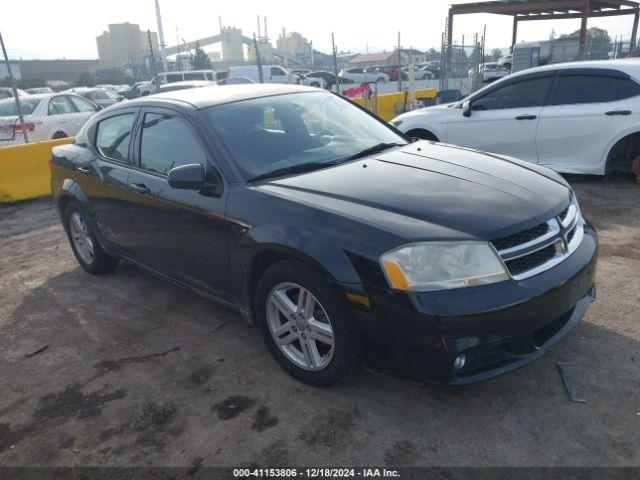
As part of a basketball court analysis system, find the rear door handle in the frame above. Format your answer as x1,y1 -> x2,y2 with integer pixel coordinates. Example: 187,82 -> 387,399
77,166 -> 91,175
130,183 -> 150,195
515,114 -> 537,120
605,110 -> 631,116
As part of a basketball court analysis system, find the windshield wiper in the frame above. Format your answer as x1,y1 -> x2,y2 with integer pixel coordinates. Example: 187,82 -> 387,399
250,162 -> 338,182
343,142 -> 403,162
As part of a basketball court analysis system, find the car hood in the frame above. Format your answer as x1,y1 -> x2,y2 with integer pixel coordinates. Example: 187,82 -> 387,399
256,142 -> 572,241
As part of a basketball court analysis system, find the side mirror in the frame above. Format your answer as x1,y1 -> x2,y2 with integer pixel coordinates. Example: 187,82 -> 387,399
167,163 -> 205,189
462,100 -> 472,117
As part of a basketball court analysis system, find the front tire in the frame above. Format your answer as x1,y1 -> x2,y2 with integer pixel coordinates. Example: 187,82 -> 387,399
64,202 -> 119,274
255,260 -> 356,386
377,77 -> 386,83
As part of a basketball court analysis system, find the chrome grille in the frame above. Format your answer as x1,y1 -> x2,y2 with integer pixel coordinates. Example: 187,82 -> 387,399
491,199 -> 584,280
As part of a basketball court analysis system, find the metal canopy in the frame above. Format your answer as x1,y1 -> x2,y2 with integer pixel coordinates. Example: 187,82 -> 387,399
446,0 -> 640,62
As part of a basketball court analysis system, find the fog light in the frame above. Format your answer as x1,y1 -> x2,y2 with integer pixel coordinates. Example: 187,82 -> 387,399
453,354 -> 466,370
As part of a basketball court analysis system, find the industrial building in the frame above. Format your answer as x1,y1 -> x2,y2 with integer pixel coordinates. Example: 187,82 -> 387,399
96,23 -> 160,68
348,49 -> 426,67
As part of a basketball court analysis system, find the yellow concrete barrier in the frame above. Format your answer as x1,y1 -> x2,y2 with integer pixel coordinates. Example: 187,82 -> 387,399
0,138 -> 73,204
353,88 -> 437,121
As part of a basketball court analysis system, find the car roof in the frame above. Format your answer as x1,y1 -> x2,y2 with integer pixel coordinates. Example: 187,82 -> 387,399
510,59 -> 640,79
127,84 -> 319,109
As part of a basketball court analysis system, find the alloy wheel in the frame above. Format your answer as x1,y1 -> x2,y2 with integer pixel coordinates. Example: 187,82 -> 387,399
266,282 -> 335,371
69,211 -> 94,264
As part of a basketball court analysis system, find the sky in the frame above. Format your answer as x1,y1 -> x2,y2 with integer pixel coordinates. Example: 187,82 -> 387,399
1,0 -> 638,60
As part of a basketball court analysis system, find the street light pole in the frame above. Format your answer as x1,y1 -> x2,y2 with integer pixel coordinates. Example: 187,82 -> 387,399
155,0 -> 168,72
0,31 -> 28,143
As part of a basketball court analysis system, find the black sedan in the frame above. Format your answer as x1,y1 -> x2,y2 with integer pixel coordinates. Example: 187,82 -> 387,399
50,84 -> 597,386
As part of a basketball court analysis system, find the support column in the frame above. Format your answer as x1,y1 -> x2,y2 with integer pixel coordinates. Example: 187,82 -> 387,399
511,15 -> 518,53
447,8 -> 453,83
578,1 -> 590,60
631,8 -> 639,52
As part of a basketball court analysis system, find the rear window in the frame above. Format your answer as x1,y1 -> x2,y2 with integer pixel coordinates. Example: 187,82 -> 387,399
0,98 -> 41,116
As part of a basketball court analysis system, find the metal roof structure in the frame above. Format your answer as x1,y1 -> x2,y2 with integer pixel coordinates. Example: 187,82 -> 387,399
447,0 -> 640,60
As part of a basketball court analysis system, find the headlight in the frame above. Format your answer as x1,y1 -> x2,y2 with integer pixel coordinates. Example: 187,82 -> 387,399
380,242 -> 509,292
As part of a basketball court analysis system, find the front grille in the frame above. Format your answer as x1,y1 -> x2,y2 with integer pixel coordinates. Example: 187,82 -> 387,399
491,201 -> 584,280
504,243 -> 557,276
558,206 -> 570,223
492,222 -> 550,251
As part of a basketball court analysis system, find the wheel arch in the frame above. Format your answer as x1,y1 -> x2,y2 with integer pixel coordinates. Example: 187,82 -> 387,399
405,127 -> 439,142
604,129 -> 640,174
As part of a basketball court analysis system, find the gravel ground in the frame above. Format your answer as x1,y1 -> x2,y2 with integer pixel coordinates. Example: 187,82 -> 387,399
0,174 -> 638,468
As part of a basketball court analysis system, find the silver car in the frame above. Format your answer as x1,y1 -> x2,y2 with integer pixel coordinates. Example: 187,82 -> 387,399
0,93 -> 99,144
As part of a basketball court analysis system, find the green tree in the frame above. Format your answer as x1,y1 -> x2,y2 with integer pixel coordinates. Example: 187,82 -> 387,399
559,26 -> 611,44
190,42 -> 212,70
425,48 -> 440,61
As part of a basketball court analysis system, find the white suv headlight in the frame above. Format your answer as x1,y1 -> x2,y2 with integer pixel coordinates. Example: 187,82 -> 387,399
380,242 -> 509,292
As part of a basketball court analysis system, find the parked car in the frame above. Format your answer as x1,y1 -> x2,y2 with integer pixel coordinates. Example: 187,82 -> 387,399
372,65 -> 407,81
119,81 -> 151,99
151,80 -> 216,94
26,87 -> 54,94
66,88 -> 124,108
293,73 -> 326,89
0,87 -> 28,99
422,63 -> 442,79
339,68 -> 389,83
291,69 -> 313,76
402,65 -> 435,80
307,71 -> 338,89
392,60 -> 640,176
50,84 -> 596,386
498,54 -> 513,70
228,65 -> 296,85
469,63 -> 510,83
0,93 -> 99,143
217,76 -> 254,85
139,70 -> 218,95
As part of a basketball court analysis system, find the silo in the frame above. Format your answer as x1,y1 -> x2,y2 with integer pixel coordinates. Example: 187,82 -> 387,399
221,27 -> 244,62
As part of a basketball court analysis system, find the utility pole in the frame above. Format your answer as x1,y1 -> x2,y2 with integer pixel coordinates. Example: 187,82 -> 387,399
148,30 -> 160,91
332,33 -> 340,94
155,0 -> 168,72
253,34 -> 264,83
0,31 -> 28,143
397,31 -> 403,92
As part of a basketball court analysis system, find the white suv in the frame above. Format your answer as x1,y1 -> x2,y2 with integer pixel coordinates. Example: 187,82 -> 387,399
392,60 -> 640,176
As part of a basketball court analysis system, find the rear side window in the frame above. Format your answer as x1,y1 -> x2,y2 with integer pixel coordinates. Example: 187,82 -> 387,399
95,113 -> 135,163
48,96 -> 76,115
70,96 -> 97,113
271,67 -> 286,76
139,113 -> 208,176
549,74 -> 640,105
166,73 -> 183,83
472,76 -> 553,110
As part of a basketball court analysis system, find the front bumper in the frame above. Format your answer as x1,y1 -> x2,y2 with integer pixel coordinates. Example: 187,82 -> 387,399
351,222 -> 598,384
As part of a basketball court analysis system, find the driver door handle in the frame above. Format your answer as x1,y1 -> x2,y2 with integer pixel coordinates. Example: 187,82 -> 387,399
130,183 -> 150,195
515,114 -> 537,120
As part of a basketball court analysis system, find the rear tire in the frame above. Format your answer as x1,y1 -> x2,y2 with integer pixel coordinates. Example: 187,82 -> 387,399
52,131 -> 68,139
255,260 -> 356,386
64,202 -> 118,274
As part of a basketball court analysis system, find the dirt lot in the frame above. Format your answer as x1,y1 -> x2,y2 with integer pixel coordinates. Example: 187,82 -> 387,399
0,175 -> 638,469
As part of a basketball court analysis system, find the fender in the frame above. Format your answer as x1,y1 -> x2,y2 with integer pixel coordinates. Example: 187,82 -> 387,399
230,222 -> 368,316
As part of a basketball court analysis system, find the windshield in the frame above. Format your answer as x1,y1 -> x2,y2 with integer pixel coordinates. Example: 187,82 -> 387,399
203,91 -> 406,180
0,98 -> 41,116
